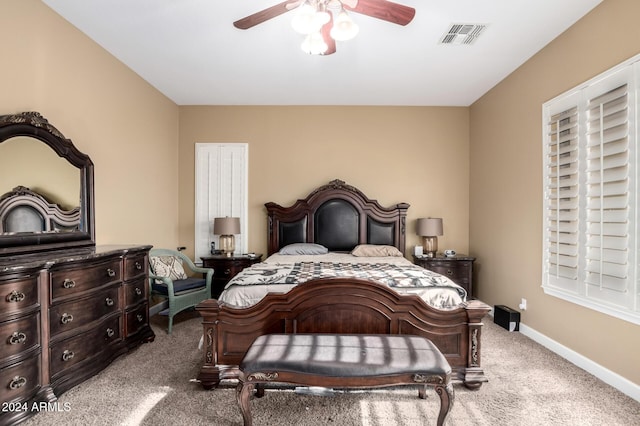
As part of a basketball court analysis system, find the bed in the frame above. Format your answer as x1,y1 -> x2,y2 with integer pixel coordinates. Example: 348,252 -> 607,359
196,179 -> 491,390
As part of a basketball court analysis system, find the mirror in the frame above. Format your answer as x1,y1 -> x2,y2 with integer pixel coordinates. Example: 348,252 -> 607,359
0,112 -> 95,255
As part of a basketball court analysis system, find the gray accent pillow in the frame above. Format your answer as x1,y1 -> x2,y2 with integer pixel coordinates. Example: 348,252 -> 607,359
279,243 -> 329,255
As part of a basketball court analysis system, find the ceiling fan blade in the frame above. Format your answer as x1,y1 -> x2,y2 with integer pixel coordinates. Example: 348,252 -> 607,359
233,0 -> 303,30
321,16 -> 337,55
344,0 -> 415,26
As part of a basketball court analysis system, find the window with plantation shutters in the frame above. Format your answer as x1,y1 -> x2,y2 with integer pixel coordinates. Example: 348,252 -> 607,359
542,54 -> 640,325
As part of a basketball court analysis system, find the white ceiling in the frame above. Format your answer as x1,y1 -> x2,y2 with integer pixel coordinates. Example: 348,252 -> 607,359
42,0 -> 602,106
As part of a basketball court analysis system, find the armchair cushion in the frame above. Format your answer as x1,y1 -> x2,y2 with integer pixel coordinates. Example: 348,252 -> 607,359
150,255 -> 188,284
152,277 -> 207,296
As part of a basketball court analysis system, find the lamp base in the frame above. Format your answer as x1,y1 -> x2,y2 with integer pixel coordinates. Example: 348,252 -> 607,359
422,236 -> 438,258
219,234 -> 235,257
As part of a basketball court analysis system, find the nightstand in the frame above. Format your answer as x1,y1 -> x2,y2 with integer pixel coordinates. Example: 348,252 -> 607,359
200,254 -> 263,298
413,254 -> 475,298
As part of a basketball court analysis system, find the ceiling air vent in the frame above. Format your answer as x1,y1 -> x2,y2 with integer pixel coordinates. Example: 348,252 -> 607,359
440,23 -> 487,45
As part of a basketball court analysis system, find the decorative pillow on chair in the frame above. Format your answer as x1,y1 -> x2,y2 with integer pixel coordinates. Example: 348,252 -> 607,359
150,256 -> 188,284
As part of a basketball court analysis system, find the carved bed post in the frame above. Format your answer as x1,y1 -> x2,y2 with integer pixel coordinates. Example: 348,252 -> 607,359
196,299 -> 221,389
462,299 -> 490,389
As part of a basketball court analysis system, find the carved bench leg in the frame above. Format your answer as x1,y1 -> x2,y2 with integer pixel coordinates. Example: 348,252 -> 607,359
435,383 -> 454,426
236,381 -> 255,426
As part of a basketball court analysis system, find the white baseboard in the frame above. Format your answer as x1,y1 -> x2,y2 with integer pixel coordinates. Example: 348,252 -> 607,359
518,322 -> 640,402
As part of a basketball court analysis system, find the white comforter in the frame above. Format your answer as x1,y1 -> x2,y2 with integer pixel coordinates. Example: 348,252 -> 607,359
218,253 -> 466,310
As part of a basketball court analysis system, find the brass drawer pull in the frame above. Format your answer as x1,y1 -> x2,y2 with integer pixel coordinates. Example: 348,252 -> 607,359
107,268 -> 116,277
446,269 -> 454,276
105,297 -> 115,307
60,313 -> 74,324
62,350 -> 75,361
224,269 -> 231,276
7,290 -> 26,303
62,279 -> 76,289
106,328 -> 115,338
9,376 -> 27,390
135,287 -> 142,296
8,332 -> 27,345
136,313 -> 144,323
135,261 -> 142,270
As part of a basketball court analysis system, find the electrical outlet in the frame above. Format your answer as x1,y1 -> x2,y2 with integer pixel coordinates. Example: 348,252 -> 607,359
518,298 -> 527,310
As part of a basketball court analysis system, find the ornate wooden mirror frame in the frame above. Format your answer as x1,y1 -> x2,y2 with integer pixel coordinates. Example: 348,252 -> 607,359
0,112 -> 95,255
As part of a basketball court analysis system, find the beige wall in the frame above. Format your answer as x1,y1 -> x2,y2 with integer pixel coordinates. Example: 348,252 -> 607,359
470,0 -> 640,384
178,106 -> 470,259
0,0 -> 180,248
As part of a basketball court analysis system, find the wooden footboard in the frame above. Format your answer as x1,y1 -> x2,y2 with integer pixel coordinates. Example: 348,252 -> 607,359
196,277 -> 491,390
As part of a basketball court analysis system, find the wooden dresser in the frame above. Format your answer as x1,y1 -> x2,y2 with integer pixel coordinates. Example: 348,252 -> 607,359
0,245 -> 154,425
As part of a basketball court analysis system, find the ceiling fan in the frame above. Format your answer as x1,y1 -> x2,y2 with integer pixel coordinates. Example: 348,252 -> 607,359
233,0 -> 416,55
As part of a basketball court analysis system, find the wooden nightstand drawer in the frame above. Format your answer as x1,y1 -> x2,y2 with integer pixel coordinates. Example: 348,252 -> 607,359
201,254 -> 263,297
413,255 -> 475,297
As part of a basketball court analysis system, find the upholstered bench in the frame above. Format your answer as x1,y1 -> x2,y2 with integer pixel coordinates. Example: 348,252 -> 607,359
237,334 -> 454,426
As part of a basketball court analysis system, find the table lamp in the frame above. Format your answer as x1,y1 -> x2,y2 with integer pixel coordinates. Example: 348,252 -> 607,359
213,217 -> 240,257
416,218 -> 443,258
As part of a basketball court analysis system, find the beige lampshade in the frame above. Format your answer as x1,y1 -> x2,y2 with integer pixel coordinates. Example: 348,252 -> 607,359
416,218 -> 443,236
213,217 -> 240,235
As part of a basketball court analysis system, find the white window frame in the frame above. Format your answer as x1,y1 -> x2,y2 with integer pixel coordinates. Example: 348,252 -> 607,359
542,53 -> 640,325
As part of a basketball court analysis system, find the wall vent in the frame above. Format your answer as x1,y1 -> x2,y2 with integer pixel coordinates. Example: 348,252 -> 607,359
440,23 -> 488,45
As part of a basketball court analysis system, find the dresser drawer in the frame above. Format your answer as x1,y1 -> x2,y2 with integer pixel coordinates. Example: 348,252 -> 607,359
50,257 -> 122,302
124,254 -> 147,280
0,276 -> 39,317
125,303 -> 149,337
0,314 -> 40,362
49,315 -> 121,378
0,353 -> 40,404
124,277 -> 147,308
49,286 -> 120,337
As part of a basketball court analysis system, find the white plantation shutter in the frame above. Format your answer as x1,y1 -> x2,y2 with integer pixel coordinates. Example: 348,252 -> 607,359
195,143 -> 248,261
585,84 -> 630,303
546,106 -> 580,288
542,54 -> 640,325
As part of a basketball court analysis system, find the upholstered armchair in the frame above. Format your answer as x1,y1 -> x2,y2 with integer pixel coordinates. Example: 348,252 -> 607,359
148,248 -> 213,334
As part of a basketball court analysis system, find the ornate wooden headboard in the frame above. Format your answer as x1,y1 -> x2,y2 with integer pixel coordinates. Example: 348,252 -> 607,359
265,179 -> 409,256
0,186 -> 80,234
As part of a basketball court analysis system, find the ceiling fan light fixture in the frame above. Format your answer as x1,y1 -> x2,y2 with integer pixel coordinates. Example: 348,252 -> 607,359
301,32 -> 328,55
330,9 -> 359,41
292,1 -> 331,35
291,1 -> 320,34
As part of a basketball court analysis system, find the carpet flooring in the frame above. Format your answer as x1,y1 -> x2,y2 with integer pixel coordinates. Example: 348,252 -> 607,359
22,310 -> 640,425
